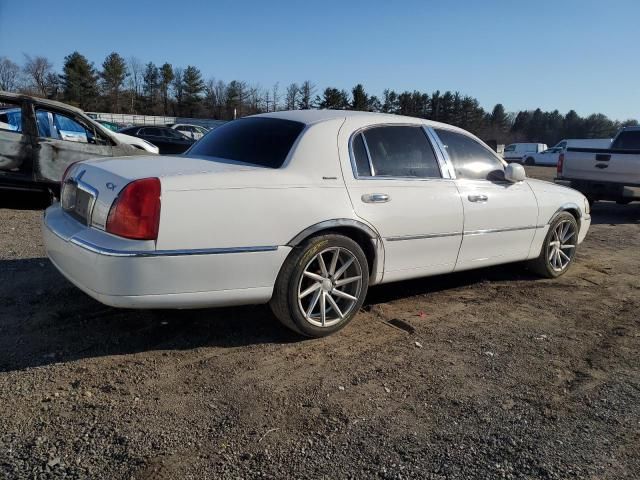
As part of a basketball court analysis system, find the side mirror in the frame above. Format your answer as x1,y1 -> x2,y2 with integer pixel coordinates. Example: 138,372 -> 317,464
505,163 -> 526,183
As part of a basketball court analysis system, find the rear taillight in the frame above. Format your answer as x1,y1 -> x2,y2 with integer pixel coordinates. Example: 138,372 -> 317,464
106,178 -> 161,240
61,162 -> 79,186
557,153 -> 564,175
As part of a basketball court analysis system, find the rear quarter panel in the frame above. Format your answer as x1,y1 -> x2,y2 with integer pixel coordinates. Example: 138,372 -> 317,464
155,119 -> 361,250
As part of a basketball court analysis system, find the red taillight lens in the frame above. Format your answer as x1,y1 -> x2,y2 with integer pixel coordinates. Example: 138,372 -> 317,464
106,178 -> 161,240
557,153 -> 564,174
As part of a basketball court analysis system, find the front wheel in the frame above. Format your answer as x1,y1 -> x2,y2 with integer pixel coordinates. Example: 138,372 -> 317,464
528,212 -> 579,278
524,157 -> 535,166
270,234 -> 369,337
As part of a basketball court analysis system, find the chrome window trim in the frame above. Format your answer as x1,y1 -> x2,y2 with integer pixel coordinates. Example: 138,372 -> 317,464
347,123 -> 451,181
424,126 -> 456,179
360,132 -> 376,176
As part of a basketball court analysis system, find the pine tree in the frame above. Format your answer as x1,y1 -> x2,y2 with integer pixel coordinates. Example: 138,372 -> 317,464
143,62 -> 159,113
101,52 -> 127,112
159,63 -> 174,115
351,84 -> 369,111
61,52 -> 98,110
318,87 -> 349,109
182,65 -> 204,116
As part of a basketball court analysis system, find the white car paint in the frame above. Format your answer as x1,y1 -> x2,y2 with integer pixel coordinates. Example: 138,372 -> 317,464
111,131 -> 160,154
43,110 -> 591,311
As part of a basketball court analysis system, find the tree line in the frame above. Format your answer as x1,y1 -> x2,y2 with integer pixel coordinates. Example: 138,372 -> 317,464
0,52 -> 636,146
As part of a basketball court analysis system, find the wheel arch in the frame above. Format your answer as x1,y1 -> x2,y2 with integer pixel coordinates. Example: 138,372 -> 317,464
547,202 -> 582,229
287,219 -> 384,284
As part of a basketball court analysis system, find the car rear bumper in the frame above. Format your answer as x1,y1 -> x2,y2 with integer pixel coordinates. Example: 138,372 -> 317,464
43,204 -> 290,309
555,178 -> 640,201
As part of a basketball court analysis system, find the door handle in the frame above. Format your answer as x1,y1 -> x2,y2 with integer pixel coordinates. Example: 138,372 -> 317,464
361,193 -> 390,203
468,194 -> 488,202
595,163 -> 608,169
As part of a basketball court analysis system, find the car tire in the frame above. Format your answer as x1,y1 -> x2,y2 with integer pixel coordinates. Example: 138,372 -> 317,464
528,212 -> 579,278
525,157 -> 535,166
270,234 -> 369,337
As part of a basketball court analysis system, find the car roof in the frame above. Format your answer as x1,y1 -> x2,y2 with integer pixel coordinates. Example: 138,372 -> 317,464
0,90 -> 86,115
253,109 -> 466,131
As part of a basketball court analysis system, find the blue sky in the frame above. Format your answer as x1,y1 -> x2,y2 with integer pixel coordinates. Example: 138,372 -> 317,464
1,0 -> 638,120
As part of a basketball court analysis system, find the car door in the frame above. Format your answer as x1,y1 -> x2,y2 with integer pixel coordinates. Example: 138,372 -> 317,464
432,128 -> 539,271
34,107 -> 113,183
340,122 -> 464,283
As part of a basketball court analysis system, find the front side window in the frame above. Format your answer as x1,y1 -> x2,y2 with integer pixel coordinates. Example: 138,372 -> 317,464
141,127 -> 162,137
435,128 -> 504,180
504,144 -> 516,152
188,117 -> 305,168
354,126 -> 441,178
36,109 -> 108,145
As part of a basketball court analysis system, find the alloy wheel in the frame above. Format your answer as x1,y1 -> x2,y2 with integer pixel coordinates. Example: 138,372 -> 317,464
297,247 -> 363,328
547,219 -> 577,272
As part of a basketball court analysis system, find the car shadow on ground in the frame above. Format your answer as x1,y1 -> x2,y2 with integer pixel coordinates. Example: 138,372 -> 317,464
589,201 -> 640,225
0,256 -> 539,373
0,190 -> 51,210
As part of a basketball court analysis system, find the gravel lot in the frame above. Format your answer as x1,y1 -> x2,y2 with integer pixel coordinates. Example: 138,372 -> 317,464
1,166 -> 638,479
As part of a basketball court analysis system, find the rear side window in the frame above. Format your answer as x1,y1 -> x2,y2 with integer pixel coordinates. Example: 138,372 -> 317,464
435,128 -> 504,180
357,126 -> 441,178
612,131 -> 640,150
142,127 -> 162,136
188,117 -> 305,168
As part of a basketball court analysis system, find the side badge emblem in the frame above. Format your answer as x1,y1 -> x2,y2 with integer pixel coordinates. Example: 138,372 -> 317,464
106,182 -> 116,191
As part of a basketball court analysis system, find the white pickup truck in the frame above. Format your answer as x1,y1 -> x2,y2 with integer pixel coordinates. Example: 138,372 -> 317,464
555,126 -> 640,205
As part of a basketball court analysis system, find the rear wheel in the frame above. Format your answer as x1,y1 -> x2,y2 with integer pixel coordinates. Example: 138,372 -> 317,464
528,212 -> 578,278
270,234 -> 369,337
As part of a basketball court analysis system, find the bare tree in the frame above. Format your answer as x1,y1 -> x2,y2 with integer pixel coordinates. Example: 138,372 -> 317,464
126,56 -> 143,113
285,83 -> 299,110
0,57 -> 21,92
23,55 -> 53,96
271,82 -> 280,112
298,80 -> 316,109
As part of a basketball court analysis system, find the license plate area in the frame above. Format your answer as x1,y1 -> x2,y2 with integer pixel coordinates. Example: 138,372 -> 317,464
61,179 -> 98,225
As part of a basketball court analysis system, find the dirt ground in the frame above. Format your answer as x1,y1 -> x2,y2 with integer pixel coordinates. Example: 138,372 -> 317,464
0,166 -> 638,479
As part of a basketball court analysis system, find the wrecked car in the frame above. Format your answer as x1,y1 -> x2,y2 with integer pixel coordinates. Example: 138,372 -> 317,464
0,92 -> 150,195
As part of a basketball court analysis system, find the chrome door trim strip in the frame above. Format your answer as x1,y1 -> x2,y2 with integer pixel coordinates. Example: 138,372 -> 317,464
463,225 -> 544,236
45,220 -> 280,257
69,237 -> 279,257
385,232 -> 462,242
385,225 -> 546,242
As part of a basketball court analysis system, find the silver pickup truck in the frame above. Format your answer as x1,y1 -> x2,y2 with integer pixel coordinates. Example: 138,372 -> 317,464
555,126 -> 640,205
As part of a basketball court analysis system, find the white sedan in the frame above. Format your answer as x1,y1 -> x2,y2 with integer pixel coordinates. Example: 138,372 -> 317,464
43,111 -> 591,337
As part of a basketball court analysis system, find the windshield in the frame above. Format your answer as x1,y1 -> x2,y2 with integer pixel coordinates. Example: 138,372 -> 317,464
187,117 -> 305,168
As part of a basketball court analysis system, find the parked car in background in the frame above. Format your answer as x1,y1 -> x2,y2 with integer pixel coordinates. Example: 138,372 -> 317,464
96,119 -> 123,132
167,123 -> 209,140
523,138 -> 613,166
110,131 -> 159,154
523,146 -> 563,166
554,138 -> 612,151
0,91 -> 149,194
118,125 -> 195,154
556,126 -> 640,205
43,110 -> 591,337
503,143 -> 548,162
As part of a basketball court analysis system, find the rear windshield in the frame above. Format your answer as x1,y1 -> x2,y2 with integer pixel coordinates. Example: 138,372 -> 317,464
187,117 -> 305,168
612,131 -> 640,150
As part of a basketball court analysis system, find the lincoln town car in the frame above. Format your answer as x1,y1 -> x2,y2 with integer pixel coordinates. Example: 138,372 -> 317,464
43,110 -> 591,337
